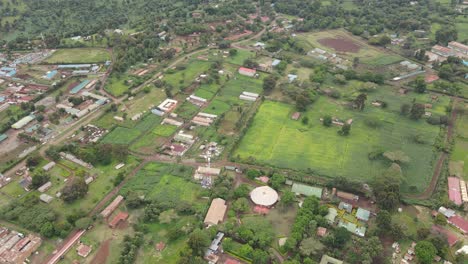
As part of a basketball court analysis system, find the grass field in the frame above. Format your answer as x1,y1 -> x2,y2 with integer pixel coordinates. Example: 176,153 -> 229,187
451,103 -> 468,179
101,127 -> 141,145
44,48 -> 110,64
105,74 -> 131,97
296,29 -> 402,66
226,49 -> 255,65
455,16 -> 468,42
153,125 -> 178,137
163,60 -> 211,89
234,97 -> 444,193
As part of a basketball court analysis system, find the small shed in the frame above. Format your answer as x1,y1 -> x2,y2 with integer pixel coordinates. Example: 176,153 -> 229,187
356,208 -> 371,222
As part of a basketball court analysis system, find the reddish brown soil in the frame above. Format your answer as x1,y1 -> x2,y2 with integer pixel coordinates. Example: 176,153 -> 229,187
90,239 -> 110,264
318,37 -> 361,53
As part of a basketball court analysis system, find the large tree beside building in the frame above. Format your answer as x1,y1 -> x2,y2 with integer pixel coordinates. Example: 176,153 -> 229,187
61,177 -> 88,203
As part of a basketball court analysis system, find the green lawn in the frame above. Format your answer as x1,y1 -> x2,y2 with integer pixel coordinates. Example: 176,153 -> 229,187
226,49 -> 255,65
451,104 -> 468,179
101,127 -> 141,145
153,125 -> 178,137
234,97 -> 444,193
105,75 -> 131,97
44,48 -> 110,64
163,60 -> 211,89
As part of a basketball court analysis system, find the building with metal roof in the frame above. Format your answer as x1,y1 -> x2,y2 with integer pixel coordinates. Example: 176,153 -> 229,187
356,208 -> 371,222
11,115 -> 35,129
250,186 -> 279,207
291,183 -> 322,198
204,198 -> 227,227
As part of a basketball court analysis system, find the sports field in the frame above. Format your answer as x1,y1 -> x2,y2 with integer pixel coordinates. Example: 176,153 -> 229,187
296,30 -> 402,65
44,48 -> 111,63
234,99 -> 442,193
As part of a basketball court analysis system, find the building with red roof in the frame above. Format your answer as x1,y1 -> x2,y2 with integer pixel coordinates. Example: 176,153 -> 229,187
108,211 -> 129,228
448,215 -> 468,234
238,67 -> 256,77
425,74 -> 439,84
448,177 -> 462,205
431,225 -> 458,247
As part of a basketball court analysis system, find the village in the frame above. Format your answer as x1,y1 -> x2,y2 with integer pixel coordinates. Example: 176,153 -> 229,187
0,0 -> 467,263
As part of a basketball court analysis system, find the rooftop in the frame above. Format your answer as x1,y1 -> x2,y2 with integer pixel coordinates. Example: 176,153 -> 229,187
250,186 -> 279,207
291,183 -> 322,198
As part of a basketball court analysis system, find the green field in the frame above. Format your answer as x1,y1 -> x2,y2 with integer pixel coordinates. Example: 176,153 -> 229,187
163,60 -> 211,89
105,75 -> 131,97
44,48 -> 110,64
101,127 -> 141,145
153,125 -> 178,137
234,98 -> 444,193
451,104 -> 468,179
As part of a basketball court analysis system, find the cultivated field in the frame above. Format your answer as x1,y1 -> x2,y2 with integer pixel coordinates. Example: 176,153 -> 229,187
296,29 -> 402,65
234,95 -> 447,193
451,103 -> 468,179
44,48 -> 111,64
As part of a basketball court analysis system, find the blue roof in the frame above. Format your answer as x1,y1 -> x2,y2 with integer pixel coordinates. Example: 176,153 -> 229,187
0,96 -> 5,103
463,60 -> 468,67
70,80 -> 90,94
45,70 -> 58,79
58,64 -> 91,69
151,109 -> 164,116
1,67 -> 15,71
6,70 -> 16,77
96,99 -> 106,105
0,134 -> 7,142
272,59 -> 281,66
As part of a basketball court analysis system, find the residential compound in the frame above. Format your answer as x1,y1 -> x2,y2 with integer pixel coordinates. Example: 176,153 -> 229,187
0,227 -> 42,264
426,41 -> 468,62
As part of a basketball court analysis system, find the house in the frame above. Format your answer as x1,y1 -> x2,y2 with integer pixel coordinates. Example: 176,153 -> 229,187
155,241 -> 166,252
108,211 -> 129,228
238,67 -> 256,77
326,207 -> 338,224
448,177 -> 462,205
438,207 -> 456,218
272,59 -> 281,67
291,112 -> 301,120
320,254 -> 343,264
431,225 -> 459,247
336,190 -> 359,201
317,227 -> 328,237
254,42 -> 266,49
204,198 -> 227,227
42,162 -> 56,172
287,74 -> 298,83
157,99 -> 178,112
338,202 -> 353,213
431,45 -> 455,57
38,181 -> 52,193
11,115 -> 35,129
77,243 -> 92,258
356,208 -> 371,222
194,166 -> 221,180
448,215 -> 468,234
448,41 -> 468,55
291,183 -> 322,198
205,232 -> 224,263
39,194 -> 53,203
101,195 -> 124,218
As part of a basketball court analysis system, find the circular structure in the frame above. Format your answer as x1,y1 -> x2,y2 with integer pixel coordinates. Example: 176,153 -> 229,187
250,186 -> 279,207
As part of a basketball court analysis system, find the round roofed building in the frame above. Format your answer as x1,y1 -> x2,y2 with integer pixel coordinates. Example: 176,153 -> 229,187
250,186 -> 279,207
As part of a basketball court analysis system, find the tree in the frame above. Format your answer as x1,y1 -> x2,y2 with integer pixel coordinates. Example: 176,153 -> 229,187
434,214 -> 447,225
400,103 -> 411,116
323,115 -> 332,127
232,198 -> 250,214
354,93 -> 367,111
415,241 -> 437,264
376,210 -> 392,230
61,177 -> 88,203
31,170 -> 50,189
280,190 -> 296,208
299,237 -> 324,256
270,173 -> 285,190
263,75 -> 276,91
229,49 -> 238,56
372,163 -> 402,210
75,217 -> 92,229
187,229 -> 210,256
435,27 -> 457,45
251,249 -> 269,264
234,184 -> 251,199
412,76 -> 427,93
383,150 -> 410,164
410,103 -> 425,120
338,123 -> 351,136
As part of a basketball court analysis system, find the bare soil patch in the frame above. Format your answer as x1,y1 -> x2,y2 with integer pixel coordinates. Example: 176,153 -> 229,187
318,37 -> 361,53
90,239 -> 110,264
